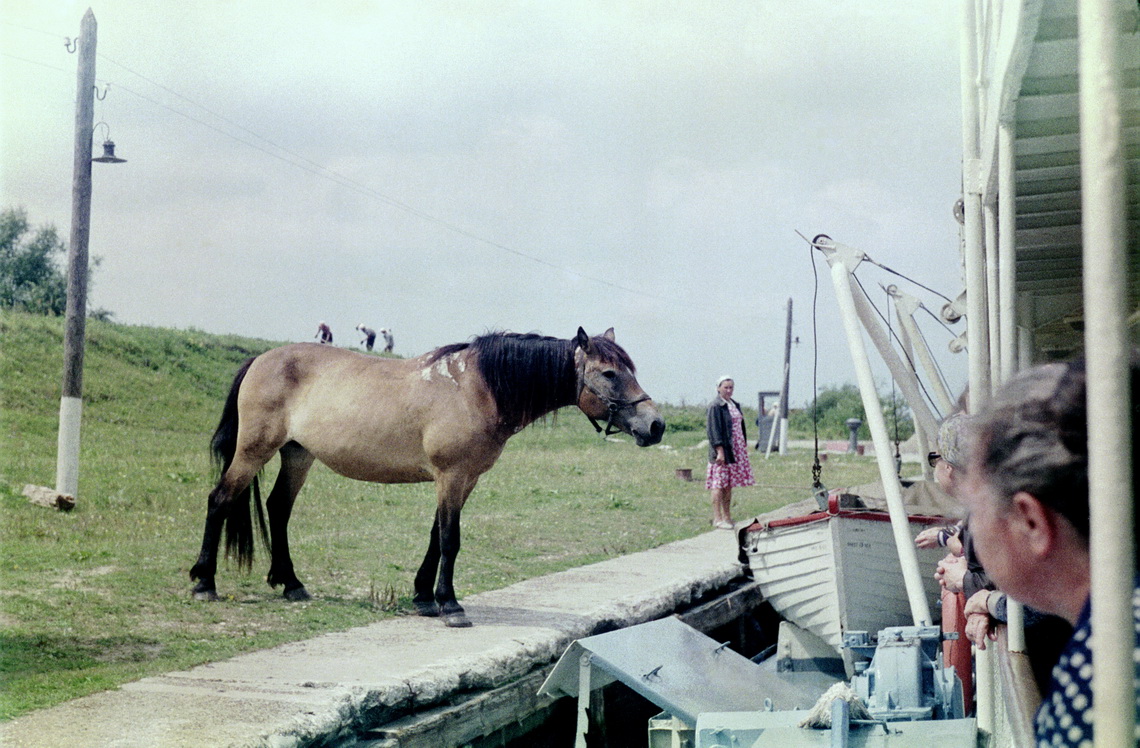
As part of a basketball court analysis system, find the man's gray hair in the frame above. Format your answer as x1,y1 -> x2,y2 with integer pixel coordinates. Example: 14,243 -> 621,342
973,362 -> 1090,538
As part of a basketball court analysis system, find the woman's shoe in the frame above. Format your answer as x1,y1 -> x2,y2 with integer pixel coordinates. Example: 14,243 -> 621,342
715,520 -> 734,530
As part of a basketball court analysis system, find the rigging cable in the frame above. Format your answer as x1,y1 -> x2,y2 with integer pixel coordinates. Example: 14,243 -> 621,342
885,288 -> 903,476
863,256 -> 955,305
851,271 -> 945,422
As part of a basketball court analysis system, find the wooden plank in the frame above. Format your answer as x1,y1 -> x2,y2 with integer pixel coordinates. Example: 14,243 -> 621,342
22,484 -> 76,512
359,664 -> 557,748
675,580 -> 765,633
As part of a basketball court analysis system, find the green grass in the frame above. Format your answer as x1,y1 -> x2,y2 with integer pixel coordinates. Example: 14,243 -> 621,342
0,311 -> 883,719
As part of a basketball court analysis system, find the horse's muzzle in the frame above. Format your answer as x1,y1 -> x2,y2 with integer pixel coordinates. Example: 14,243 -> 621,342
632,412 -> 666,447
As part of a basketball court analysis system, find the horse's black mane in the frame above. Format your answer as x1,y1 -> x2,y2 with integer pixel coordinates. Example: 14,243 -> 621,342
428,331 -> 634,429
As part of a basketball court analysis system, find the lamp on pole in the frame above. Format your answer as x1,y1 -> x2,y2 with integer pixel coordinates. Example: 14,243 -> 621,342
55,8 -> 124,500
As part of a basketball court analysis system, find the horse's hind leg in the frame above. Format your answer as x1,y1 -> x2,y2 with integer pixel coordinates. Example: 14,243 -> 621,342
266,441 -> 316,601
190,461 -> 262,600
190,483 -> 232,601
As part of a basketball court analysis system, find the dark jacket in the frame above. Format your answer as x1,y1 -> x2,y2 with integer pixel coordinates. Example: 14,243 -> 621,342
960,521 -> 994,599
707,397 -> 747,464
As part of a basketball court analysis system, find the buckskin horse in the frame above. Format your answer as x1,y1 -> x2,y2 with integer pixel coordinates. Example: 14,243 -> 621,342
190,327 -> 664,627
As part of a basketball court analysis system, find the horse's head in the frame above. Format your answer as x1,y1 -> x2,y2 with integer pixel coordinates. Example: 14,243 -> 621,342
573,327 -> 665,447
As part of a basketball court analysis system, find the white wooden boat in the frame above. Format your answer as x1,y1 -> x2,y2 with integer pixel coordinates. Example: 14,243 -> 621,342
740,494 -> 948,659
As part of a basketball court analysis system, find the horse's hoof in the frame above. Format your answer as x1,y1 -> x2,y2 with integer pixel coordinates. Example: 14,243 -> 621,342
283,586 -> 312,601
443,612 -> 473,628
193,589 -> 219,602
414,600 -> 441,617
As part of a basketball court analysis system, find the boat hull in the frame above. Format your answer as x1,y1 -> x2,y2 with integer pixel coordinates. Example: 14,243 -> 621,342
740,508 -> 947,661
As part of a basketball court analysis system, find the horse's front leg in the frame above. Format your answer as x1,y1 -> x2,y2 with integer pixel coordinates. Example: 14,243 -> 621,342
412,511 -> 442,617
416,473 -> 476,627
434,507 -> 468,627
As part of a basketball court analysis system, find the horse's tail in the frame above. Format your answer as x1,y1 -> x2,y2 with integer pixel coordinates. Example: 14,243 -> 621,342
210,356 -> 270,571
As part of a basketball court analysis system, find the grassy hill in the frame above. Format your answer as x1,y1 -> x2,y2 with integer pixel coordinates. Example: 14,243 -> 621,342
0,311 -> 882,718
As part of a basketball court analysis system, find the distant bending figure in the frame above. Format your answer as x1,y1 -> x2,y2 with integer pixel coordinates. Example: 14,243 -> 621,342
315,321 -> 333,345
356,324 -> 377,351
380,328 -> 394,353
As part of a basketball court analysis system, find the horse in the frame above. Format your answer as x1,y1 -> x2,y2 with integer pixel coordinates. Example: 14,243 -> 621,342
189,327 -> 665,627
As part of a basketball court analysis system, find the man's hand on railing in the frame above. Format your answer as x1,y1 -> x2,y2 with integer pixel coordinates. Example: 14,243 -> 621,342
963,589 -> 1000,649
935,553 -> 967,594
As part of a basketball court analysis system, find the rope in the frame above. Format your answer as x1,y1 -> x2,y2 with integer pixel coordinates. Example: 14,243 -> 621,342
809,241 -> 823,491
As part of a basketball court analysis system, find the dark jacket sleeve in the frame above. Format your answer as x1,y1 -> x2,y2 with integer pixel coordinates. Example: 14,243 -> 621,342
706,402 -> 735,464
960,524 -> 995,598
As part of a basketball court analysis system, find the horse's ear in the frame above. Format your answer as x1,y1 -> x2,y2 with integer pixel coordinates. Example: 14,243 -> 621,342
576,327 -> 591,351
602,327 -> 615,341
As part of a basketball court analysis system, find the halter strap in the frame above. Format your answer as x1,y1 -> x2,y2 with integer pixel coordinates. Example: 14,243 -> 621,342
574,352 -> 651,437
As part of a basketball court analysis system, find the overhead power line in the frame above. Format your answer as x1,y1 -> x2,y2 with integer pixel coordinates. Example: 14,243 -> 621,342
92,52 -> 661,300
2,19 -> 661,302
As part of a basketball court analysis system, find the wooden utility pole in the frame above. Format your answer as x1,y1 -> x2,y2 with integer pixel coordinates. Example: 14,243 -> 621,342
55,9 -> 98,499
779,297 -> 792,454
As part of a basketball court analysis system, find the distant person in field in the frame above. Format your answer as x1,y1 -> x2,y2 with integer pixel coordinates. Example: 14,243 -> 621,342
357,324 -> 377,351
380,328 -> 394,353
315,321 -> 333,345
705,376 -> 754,530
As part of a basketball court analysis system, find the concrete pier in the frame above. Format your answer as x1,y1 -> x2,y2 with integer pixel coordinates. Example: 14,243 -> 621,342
0,529 -> 745,747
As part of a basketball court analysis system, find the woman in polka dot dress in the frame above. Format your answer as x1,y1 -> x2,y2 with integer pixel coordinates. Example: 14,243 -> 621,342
705,376 -> 754,529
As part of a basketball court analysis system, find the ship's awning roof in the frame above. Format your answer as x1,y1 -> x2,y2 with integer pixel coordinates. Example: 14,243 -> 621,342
976,0 -> 1139,358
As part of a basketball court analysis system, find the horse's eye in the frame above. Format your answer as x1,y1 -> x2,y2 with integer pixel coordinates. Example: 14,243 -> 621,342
602,370 -> 617,380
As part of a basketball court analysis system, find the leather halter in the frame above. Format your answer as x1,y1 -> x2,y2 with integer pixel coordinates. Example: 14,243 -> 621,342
574,352 -> 651,437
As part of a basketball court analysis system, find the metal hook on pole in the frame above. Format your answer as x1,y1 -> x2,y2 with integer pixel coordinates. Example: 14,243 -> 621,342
94,83 -> 109,101
64,37 -> 78,53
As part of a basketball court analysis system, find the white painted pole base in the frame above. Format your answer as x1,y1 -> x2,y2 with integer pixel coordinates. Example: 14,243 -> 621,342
55,396 -> 82,498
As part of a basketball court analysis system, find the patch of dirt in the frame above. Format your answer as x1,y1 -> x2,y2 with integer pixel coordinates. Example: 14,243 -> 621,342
49,565 -> 118,592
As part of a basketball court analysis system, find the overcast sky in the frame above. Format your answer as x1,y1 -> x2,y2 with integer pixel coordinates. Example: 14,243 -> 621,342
2,1 -> 969,410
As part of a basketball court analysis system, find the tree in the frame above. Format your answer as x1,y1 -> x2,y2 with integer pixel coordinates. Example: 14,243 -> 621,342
0,207 -> 68,315
789,382 -> 915,442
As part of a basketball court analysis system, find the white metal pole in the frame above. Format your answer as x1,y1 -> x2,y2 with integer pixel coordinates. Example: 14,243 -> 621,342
891,309 -> 935,481
843,269 -> 940,443
975,644 -> 996,735
997,123 -> 1018,382
1078,0 -> 1135,744
959,0 -> 995,735
996,120 -> 1029,655
960,0 -> 992,413
575,653 -> 592,748
892,289 -> 955,414
765,391 -> 780,458
983,203 -> 1001,386
824,245 -> 932,627
766,367 -> 789,458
